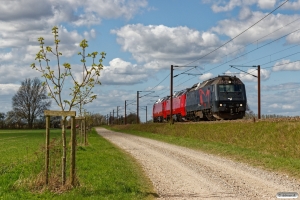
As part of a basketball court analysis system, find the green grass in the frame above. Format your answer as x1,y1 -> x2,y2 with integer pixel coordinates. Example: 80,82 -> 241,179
107,120 -> 300,180
0,129 -> 155,200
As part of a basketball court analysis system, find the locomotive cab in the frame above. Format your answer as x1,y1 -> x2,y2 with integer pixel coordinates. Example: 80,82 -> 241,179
212,76 -> 247,120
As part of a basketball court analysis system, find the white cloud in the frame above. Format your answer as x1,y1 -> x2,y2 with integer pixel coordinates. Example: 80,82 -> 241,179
82,0 -> 148,20
282,0 -> 300,10
100,58 -> 149,85
211,12 -> 300,46
286,31 -> 300,44
207,0 -> 279,13
257,0 -> 276,9
211,0 -> 242,12
0,84 -> 20,95
282,105 -> 295,110
0,52 -> 13,61
239,7 -> 253,20
146,85 -> 168,91
225,68 -> 270,82
0,64 -> 41,84
199,73 -> 214,81
272,59 -> 300,71
112,24 -> 241,69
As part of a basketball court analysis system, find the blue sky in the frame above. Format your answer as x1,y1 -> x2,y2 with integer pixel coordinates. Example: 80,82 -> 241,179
1,0 -> 300,122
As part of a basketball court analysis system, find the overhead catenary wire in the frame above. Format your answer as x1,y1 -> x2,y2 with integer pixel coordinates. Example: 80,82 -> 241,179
140,0 -> 291,96
112,0 -> 293,119
183,0 -> 290,67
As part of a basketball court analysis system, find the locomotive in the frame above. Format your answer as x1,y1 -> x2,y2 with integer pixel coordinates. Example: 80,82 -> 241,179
153,75 -> 247,122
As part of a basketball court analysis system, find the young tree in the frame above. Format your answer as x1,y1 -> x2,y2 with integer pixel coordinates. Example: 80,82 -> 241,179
30,26 -> 105,186
12,78 -> 51,129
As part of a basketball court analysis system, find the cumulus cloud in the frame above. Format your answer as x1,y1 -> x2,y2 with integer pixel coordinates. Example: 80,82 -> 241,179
272,59 -> 300,71
0,64 -> 41,84
199,73 -> 214,81
282,0 -> 300,10
211,0 -> 242,12
99,58 -> 149,85
211,12 -> 300,46
286,31 -> 300,44
257,0 -> 276,9
0,0 -> 147,27
112,24 -> 242,69
207,0 -> 277,13
0,84 -> 20,95
0,0 -> 148,53
239,7 -> 253,20
224,68 -> 270,82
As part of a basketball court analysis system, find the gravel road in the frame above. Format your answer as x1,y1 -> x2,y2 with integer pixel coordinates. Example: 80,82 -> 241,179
96,127 -> 300,199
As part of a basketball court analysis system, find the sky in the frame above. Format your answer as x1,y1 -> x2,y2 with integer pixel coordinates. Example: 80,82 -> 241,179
1,0 -> 300,122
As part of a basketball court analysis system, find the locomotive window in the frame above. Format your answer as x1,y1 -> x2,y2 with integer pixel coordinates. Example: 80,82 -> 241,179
219,85 -> 242,92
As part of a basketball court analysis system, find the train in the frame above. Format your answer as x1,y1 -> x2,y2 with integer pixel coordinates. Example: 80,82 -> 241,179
153,75 -> 247,122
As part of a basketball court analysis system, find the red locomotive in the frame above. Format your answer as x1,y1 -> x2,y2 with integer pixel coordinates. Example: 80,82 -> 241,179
153,75 -> 247,122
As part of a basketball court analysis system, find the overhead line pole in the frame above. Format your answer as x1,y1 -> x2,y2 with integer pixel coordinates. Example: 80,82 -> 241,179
117,106 -> 119,125
230,65 -> 261,119
170,65 -> 174,124
125,101 -> 127,125
258,65 -> 261,119
137,91 -> 139,124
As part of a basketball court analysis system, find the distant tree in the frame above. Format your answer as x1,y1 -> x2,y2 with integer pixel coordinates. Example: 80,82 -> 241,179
12,78 -> 51,129
50,116 -> 62,128
126,113 -> 140,124
0,112 -> 5,128
5,111 -> 25,128
244,103 -> 256,119
90,113 -> 106,126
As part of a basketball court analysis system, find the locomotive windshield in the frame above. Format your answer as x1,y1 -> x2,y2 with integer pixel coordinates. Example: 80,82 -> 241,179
218,84 -> 242,92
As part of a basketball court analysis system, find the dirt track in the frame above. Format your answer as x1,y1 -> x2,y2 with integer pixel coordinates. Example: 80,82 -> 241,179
96,127 -> 300,199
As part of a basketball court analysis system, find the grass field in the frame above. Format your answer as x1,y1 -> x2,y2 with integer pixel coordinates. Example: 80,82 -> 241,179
108,119 -> 300,180
0,129 -> 155,200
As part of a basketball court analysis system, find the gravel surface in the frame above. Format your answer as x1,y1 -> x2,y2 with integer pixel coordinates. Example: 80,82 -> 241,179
96,127 -> 300,200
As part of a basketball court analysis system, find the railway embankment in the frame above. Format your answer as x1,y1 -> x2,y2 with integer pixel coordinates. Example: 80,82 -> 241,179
108,117 -> 300,180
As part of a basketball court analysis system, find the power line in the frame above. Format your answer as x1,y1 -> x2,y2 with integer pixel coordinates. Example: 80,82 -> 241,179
184,0 -> 290,67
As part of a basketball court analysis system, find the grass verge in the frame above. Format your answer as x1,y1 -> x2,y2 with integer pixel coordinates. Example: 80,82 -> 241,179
0,128 -> 155,200
107,120 -> 300,180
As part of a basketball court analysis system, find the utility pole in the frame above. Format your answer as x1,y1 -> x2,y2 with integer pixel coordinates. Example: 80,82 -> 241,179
146,106 -> 147,122
109,112 -> 111,125
137,91 -> 139,124
170,65 -> 174,124
258,65 -> 261,119
113,109 -> 114,124
125,100 -> 127,125
117,106 -> 119,125
230,64 -> 261,120
137,91 -> 155,124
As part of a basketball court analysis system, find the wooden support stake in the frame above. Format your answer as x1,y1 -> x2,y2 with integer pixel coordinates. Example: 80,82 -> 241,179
70,116 -> 76,186
84,118 -> 87,145
45,116 -> 50,185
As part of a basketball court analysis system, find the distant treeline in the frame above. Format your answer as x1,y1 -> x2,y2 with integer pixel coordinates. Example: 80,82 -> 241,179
244,110 -> 294,119
0,112 -> 107,129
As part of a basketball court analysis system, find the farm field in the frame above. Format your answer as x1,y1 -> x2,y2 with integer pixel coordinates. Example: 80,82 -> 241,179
108,118 -> 300,180
0,129 -> 154,200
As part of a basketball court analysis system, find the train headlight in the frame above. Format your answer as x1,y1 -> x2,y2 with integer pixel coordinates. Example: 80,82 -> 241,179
220,104 -> 222,106
240,104 -> 243,107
